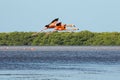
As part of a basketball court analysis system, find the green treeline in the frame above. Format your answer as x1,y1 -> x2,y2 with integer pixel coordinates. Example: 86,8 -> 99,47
0,30 -> 120,46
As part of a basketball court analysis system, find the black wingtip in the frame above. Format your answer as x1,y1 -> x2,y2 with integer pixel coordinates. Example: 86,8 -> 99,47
56,22 -> 62,26
55,18 -> 59,21
45,25 -> 49,27
51,18 -> 59,23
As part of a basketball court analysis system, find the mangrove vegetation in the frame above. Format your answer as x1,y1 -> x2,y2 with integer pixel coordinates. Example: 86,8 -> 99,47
0,30 -> 120,46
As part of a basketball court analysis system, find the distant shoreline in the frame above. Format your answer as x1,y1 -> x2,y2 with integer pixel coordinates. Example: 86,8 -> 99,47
0,46 -> 120,51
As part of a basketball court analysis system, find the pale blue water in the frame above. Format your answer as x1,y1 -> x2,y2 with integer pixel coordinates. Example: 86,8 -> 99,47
0,46 -> 120,80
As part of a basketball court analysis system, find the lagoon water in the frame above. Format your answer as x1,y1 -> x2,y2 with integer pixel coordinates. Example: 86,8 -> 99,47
0,46 -> 120,80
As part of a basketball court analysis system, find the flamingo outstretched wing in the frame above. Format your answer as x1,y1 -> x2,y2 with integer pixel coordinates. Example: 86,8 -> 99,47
56,22 -> 62,26
50,18 -> 59,24
45,18 -> 59,28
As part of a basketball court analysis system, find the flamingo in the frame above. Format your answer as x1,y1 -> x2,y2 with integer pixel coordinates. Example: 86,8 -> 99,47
44,18 -> 59,29
55,22 -> 66,31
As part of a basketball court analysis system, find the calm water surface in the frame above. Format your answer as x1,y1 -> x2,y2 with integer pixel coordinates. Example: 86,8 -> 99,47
0,46 -> 120,80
